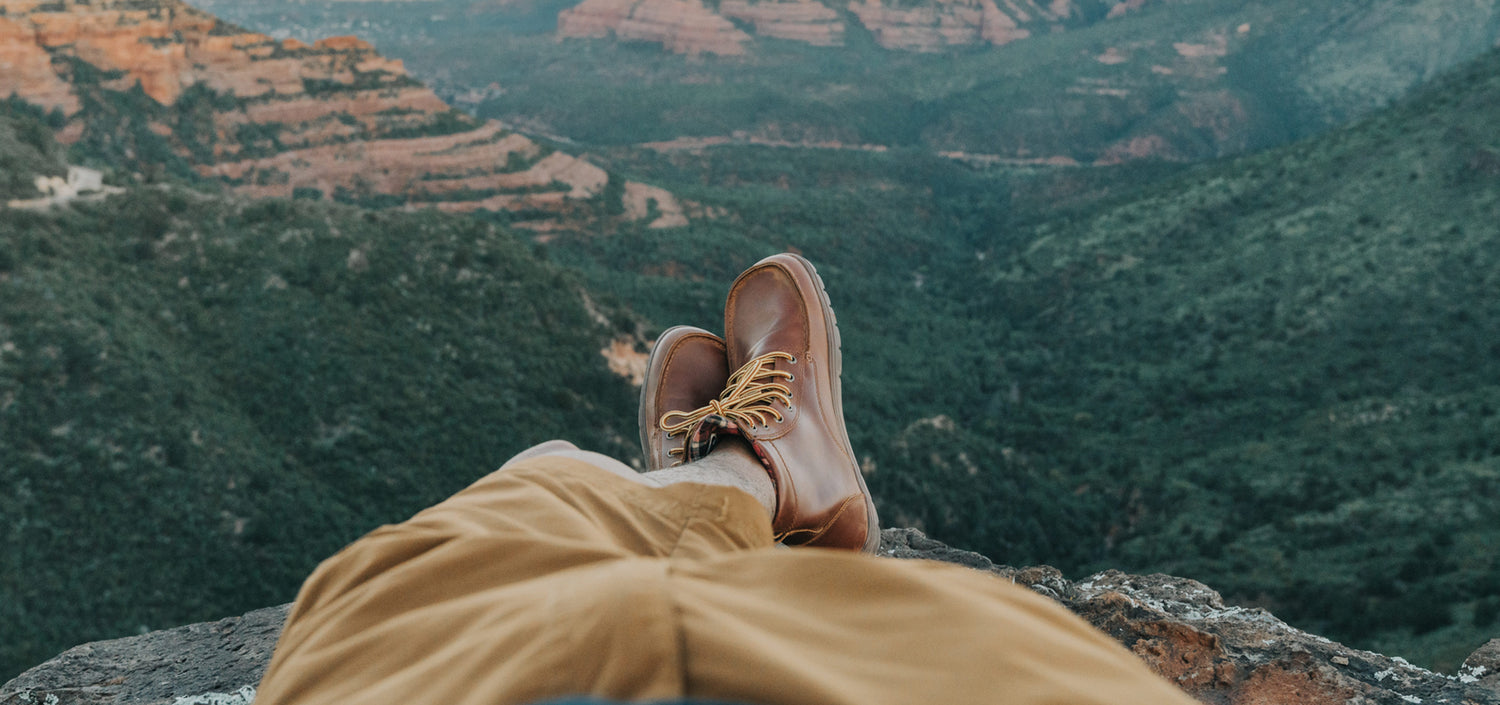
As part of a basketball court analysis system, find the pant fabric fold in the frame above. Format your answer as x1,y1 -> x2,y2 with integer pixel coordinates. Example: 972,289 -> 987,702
254,457 -> 1198,705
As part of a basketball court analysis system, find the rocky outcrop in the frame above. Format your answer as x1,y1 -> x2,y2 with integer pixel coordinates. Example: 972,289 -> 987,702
1466,640 -> 1500,692
843,0 -> 1157,52
2,0 -> 213,107
0,605 -> 288,705
846,0 -> 1032,51
719,0 -> 844,46
0,0 -> 416,112
5,528 -> 1496,705
0,13 -> 81,114
558,0 -> 751,56
556,0 -> 1157,54
601,336 -> 651,386
0,0 -> 684,224
201,121 -> 611,210
622,180 -> 690,228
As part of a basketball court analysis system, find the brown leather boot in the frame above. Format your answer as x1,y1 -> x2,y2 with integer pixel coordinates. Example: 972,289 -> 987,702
638,326 -> 729,470
679,254 -> 880,552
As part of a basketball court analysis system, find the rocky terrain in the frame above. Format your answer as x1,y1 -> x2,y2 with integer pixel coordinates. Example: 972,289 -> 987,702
556,0 -> 1152,54
558,0 -> 752,56
6,0 -> 1500,687
195,0 -> 1500,167
719,0 -> 844,47
3,529 -> 1497,705
0,0 -> 684,224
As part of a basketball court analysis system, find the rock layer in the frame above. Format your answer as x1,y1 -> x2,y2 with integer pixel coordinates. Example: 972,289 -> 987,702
5,528 -> 1496,705
0,0 -> 683,223
558,0 -> 751,56
0,14 -> 81,114
557,0 -> 1156,53
846,0 -> 1038,51
719,0 -> 844,46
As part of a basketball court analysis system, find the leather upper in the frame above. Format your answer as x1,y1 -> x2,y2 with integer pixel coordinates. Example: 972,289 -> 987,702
639,326 -> 729,471
723,254 -> 879,552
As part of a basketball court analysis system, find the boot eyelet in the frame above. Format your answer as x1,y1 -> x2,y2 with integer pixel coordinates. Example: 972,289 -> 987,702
788,356 -> 798,364
787,374 -> 795,382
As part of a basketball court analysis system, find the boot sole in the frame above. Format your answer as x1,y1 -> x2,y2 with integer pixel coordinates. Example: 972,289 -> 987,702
782,254 -> 883,554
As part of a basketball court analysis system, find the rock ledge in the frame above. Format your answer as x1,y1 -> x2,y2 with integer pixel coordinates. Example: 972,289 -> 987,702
5,528 -> 1498,705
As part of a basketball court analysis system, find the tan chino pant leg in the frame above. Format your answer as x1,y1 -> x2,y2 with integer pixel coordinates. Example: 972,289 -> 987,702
257,454 -> 1197,705
672,550 -> 1200,705
255,455 -> 770,705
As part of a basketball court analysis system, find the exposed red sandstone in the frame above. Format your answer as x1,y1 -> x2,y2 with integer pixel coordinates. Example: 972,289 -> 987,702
846,0 -> 1019,51
719,0 -> 844,46
0,14 -> 81,113
622,180 -> 690,228
844,0 -> 1117,51
601,336 -> 650,386
555,0 -> 1159,54
558,0 -> 750,56
0,0 -> 684,224
232,88 -> 450,135
0,0 -> 447,118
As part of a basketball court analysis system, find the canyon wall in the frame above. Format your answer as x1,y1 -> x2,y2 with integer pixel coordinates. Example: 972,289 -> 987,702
556,0 -> 1153,54
719,0 -> 844,46
558,0 -> 751,56
0,0 -> 682,223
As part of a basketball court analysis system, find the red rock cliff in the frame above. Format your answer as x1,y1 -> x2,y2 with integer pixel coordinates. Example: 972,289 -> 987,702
556,0 -> 1157,54
0,0 -> 682,224
559,0 -> 751,56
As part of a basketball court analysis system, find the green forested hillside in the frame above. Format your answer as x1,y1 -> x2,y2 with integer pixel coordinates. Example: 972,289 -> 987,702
965,47 -> 1500,667
0,99 -> 66,200
0,181 -> 640,678
535,48 -> 1500,671
5,25 -> 1500,687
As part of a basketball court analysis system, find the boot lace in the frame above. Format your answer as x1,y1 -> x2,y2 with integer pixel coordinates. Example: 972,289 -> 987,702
659,351 -> 796,460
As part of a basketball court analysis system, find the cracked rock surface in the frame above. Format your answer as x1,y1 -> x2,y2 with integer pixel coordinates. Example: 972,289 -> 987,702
5,529 -> 1498,705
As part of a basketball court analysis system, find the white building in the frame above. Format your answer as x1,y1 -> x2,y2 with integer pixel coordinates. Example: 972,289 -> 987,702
8,166 -> 117,210
34,166 -> 104,199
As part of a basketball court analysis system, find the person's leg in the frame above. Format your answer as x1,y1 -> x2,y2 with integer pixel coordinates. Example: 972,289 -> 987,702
505,438 -> 775,517
256,442 -> 777,705
671,550 -> 1201,705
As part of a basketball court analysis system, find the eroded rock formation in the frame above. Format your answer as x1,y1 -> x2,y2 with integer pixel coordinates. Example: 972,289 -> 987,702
558,0 -> 751,55
4,528 -> 1496,705
0,0 -> 684,223
846,0 -> 1036,52
719,0 -> 844,46
557,0 -> 1157,54
0,13 -> 81,114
